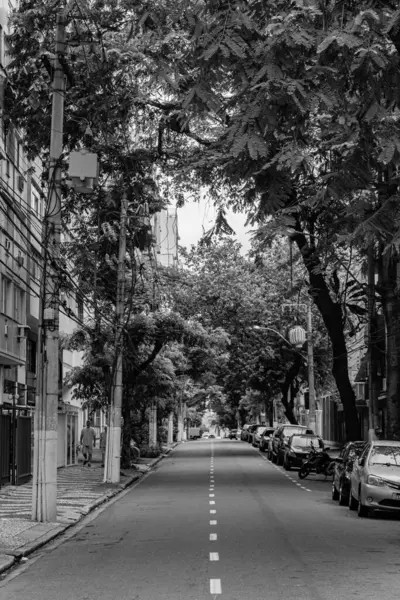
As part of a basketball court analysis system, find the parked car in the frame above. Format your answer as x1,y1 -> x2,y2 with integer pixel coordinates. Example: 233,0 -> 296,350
332,441 -> 366,505
259,427 -> 275,452
228,429 -> 238,439
202,431 -> 210,439
246,424 -> 260,444
269,424 -> 314,465
254,427 -> 274,449
241,424 -> 257,442
283,434 -> 324,470
240,424 -> 252,441
349,440 -> 400,517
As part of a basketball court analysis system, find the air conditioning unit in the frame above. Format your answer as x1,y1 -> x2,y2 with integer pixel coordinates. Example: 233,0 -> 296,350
5,238 -> 11,252
17,324 -> 30,342
18,175 -> 24,192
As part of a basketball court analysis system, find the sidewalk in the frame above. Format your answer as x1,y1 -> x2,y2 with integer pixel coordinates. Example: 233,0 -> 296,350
0,444 -> 177,576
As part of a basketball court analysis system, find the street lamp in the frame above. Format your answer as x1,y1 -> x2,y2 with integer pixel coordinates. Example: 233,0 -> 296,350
283,300 -> 316,435
252,299 -> 316,435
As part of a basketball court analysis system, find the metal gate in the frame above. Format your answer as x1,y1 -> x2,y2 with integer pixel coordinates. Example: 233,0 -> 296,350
0,413 -> 11,487
16,415 -> 32,485
0,407 -> 32,488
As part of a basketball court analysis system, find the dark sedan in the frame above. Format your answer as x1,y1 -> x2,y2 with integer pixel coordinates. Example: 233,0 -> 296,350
332,441 -> 366,505
283,434 -> 324,470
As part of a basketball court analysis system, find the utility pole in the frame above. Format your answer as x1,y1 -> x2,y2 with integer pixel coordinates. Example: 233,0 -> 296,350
367,243 -> 378,442
32,12 -> 66,522
307,298 -> 316,434
104,192 -> 127,483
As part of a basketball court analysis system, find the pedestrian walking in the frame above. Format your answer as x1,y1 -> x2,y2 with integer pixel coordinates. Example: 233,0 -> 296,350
80,421 -> 96,467
100,425 -> 107,467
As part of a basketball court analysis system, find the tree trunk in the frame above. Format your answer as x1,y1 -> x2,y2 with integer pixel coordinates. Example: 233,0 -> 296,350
292,227 -> 359,441
379,253 -> 400,440
280,354 -> 300,425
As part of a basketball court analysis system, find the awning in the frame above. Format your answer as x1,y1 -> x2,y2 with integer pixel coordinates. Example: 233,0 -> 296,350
0,350 -> 25,366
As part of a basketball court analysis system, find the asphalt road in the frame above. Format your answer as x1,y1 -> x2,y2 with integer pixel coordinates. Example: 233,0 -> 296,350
1,439 -> 400,600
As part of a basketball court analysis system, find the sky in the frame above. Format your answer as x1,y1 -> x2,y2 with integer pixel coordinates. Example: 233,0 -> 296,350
177,198 -> 253,254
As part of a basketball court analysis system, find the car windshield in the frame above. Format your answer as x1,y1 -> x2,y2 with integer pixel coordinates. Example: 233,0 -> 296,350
263,429 -> 274,436
291,436 -> 321,448
256,427 -> 267,434
370,446 -> 400,467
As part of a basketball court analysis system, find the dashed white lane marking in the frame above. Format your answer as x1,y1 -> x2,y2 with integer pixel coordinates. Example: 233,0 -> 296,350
209,552 -> 219,561
209,494 -> 215,497
258,451 -> 318,494
210,579 -> 222,594
210,520 -> 217,525
210,533 -> 217,541
209,487 -> 214,491
209,500 -> 215,505
210,509 -> 216,514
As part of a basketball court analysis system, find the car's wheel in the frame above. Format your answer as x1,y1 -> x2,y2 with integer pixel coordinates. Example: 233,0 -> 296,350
338,483 -> 348,506
357,488 -> 369,518
332,483 -> 339,501
349,486 -> 358,511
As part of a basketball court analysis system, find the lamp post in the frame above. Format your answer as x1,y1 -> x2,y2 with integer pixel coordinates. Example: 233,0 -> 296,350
253,297 -> 316,434
284,300 -> 316,435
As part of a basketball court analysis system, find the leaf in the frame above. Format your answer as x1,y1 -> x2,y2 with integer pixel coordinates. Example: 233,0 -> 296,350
347,303 -> 367,316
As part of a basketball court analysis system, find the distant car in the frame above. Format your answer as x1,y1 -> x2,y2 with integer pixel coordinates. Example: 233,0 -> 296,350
269,424 -> 314,465
229,429 -> 238,439
283,434 -> 324,470
240,424 -> 254,441
202,432 -> 210,439
246,424 -> 260,444
252,426 -> 271,448
209,434 -> 216,439
259,428 -> 275,453
349,440 -> 400,517
332,441 -> 366,505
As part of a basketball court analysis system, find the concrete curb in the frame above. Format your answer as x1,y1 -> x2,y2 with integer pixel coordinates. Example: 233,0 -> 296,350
0,444 -> 178,577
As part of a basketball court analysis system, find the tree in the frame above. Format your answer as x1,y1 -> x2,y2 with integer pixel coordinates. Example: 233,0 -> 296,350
167,238 -> 332,426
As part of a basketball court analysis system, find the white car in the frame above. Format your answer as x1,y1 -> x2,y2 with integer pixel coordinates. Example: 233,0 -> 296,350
202,432 -> 210,439
349,440 -> 400,517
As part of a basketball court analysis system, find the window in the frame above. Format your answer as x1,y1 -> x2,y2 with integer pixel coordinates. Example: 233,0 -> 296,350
5,159 -> 10,177
14,287 -> 25,322
33,194 -> 39,215
1,277 -> 12,316
16,141 -> 21,169
27,340 -> 37,374
94,409 -> 101,428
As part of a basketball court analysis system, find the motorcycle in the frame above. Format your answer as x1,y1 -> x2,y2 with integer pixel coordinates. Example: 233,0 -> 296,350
298,445 -> 336,479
